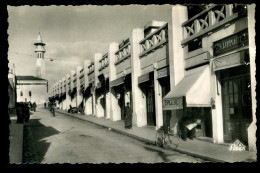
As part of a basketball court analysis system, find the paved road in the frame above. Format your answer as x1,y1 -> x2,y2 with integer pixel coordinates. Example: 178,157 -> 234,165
27,108 -> 206,163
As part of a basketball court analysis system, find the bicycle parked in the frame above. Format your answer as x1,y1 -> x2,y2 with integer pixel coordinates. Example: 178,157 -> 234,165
155,124 -> 182,149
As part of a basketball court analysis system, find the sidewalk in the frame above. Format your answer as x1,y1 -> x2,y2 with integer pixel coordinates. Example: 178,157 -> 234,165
56,109 -> 257,162
9,115 -> 24,164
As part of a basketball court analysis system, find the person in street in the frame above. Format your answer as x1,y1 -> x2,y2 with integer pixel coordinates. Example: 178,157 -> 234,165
179,116 -> 202,141
32,102 -> 37,112
44,102 -> 46,109
28,101 -> 31,111
124,102 -> 132,129
23,102 -> 30,124
51,102 -> 55,117
16,102 -> 23,124
68,105 -> 72,113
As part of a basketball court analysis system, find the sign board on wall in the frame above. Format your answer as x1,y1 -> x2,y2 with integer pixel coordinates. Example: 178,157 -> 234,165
162,97 -> 183,110
213,29 -> 248,56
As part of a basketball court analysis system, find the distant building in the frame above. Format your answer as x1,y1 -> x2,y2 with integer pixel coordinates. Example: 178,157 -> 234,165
16,76 -> 48,105
16,33 -> 48,105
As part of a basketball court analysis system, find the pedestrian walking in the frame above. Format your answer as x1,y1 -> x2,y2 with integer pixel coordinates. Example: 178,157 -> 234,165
32,102 -> 37,112
124,102 -> 132,129
44,102 -> 46,109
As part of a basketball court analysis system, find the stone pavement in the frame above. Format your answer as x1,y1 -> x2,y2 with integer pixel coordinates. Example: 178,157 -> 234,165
9,115 -> 24,164
55,109 -> 257,163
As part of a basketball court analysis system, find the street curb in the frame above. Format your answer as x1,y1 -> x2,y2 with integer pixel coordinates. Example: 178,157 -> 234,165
57,110 -> 226,162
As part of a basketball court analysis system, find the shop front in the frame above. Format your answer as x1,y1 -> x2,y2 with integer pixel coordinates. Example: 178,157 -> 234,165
83,83 -> 93,115
110,74 -> 132,120
138,72 -> 156,126
212,29 -> 252,145
163,65 -> 212,138
95,74 -> 109,118
157,67 -> 171,128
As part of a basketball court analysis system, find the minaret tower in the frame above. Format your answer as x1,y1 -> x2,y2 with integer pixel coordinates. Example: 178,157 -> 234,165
34,32 -> 46,78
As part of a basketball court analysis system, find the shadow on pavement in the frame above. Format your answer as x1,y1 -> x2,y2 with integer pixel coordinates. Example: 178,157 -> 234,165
142,145 -> 177,163
28,119 -> 60,162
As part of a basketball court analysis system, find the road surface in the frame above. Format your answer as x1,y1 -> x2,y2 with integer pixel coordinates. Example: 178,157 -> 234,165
25,108 -> 206,163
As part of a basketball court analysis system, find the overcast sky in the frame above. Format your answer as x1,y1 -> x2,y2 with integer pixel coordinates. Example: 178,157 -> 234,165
8,5 -> 172,88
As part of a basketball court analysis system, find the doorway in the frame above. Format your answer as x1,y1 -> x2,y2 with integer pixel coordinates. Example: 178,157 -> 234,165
221,65 -> 252,145
146,86 -> 156,126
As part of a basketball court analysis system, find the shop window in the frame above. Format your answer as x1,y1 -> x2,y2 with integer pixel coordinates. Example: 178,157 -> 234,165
188,38 -> 202,52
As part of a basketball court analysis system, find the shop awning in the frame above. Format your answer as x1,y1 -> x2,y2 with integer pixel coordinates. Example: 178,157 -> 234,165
138,73 -> 152,84
110,76 -> 124,88
157,67 -> 169,79
212,50 -> 247,72
163,65 -> 211,110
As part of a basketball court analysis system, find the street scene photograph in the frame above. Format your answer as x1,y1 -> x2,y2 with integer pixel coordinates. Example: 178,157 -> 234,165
7,4 -> 257,164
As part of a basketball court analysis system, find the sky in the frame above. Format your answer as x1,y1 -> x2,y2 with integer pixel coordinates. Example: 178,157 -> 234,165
7,5 -> 172,88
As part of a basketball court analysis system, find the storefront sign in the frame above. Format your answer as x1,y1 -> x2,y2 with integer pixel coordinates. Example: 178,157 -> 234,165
162,97 -> 183,110
213,30 -> 248,56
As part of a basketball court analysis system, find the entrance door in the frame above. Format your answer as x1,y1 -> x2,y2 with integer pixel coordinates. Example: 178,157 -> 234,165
160,77 -> 171,127
221,66 -> 252,145
146,86 -> 156,126
118,87 -> 125,120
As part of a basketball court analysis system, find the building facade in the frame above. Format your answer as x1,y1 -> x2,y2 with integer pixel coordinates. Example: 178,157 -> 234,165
48,4 -> 256,151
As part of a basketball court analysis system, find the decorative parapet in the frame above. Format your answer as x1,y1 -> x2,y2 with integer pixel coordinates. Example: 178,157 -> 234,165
139,23 -> 168,58
182,4 -> 247,45
114,41 -> 131,65
99,53 -> 109,71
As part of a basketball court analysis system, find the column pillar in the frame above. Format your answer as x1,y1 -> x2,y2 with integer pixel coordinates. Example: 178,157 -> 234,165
131,28 -> 147,127
211,72 -> 224,143
109,42 -> 121,121
168,5 -> 188,129
62,77 -> 66,110
66,74 -> 71,111
104,74 -> 110,119
70,70 -> 76,107
94,53 -> 103,117
84,60 -> 91,115
154,66 -> 163,129
76,66 -> 83,111
58,80 -> 62,109
247,4 -> 256,152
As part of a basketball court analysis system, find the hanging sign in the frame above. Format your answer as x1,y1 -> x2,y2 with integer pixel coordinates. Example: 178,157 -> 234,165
162,97 -> 183,110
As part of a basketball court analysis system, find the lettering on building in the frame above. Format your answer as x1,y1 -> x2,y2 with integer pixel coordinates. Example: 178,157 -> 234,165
162,97 -> 183,110
213,30 -> 248,56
